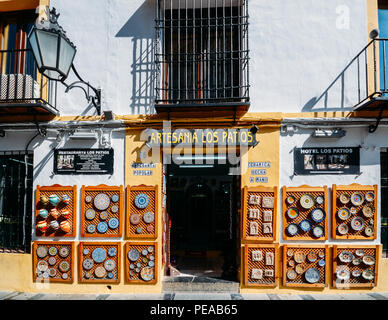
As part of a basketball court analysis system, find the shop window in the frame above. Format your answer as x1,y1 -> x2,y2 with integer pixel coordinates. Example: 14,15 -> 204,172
0,152 -> 33,253
155,0 -> 249,106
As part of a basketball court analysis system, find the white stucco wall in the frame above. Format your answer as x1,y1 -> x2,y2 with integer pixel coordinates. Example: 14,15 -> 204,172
47,0 -> 368,116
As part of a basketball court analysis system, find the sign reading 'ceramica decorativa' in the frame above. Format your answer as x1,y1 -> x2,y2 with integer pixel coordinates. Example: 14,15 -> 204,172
146,128 -> 257,147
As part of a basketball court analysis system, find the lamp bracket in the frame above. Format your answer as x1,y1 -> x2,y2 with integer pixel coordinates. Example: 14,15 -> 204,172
368,107 -> 384,133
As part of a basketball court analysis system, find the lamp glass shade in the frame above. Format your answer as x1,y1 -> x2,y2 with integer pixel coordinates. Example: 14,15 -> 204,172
27,30 -> 42,69
58,36 -> 76,77
36,29 -> 59,70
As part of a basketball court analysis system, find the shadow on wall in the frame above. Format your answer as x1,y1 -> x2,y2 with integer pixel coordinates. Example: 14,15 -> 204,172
116,0 -> 156,115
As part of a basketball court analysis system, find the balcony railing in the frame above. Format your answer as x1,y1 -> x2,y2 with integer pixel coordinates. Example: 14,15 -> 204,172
0,48 -> 59,116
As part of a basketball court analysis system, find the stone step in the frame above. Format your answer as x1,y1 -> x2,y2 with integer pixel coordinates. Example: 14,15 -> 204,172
162,276 -> 240,293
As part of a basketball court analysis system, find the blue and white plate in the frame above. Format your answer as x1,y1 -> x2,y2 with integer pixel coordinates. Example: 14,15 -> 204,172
93,193 -> 111,211
148,260 -> 155,267
310,208 -> 326,223
128,249 -> 140,262
83,258 -> 94,270
104,259 -> 116,271
111,194 -> 119,203
318,259 -> 326,267
108,218 -> 119,229
108,247 -> 117,257
134,193 -> 149,209
107,272 -> 114,279
287,223 -> 299,236
92,248 -> 107,263
97,222 -> 108,234
305,268 -> 321,284
299,220 -> 312,233
312,225 -> 324,238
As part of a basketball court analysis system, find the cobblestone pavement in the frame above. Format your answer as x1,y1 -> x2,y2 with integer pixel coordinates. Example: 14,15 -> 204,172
1,291 -> 388,300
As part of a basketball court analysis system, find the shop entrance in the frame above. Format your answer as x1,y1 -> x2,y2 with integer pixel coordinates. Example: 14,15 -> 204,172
167,159 -> 240,281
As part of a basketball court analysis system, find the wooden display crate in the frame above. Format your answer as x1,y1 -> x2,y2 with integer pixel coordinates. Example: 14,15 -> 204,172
282,185 -> 328,241
124,242 -> 158,284
32,241 -> 74,283
126,185 -> 158,239
282,245 -> 329,288
332,184 -> 377,240
35,185 -> 77,237
80,185 -> 123,238
243,244 -> 279,287
78,242 -> 121,284
332,245 -> 380,288
241,186 -> 278,243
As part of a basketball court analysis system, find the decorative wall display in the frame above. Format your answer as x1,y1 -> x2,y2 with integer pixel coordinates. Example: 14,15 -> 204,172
35,185 -> 77,237
125,242 -> 158,284
78,242 -> 121,283
242,186 -> 278,242
282,185 -> 328,241
282,245 -> 329,288
332,184 -> 377,240
243,244 -> 279,287
333,245 -> 380,288
81,185 -> 123,238
33,241 -> 74,283
126,185 -> 158,239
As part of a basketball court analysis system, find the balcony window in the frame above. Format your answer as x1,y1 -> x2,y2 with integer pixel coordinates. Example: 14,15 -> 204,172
155,0 -> 249,109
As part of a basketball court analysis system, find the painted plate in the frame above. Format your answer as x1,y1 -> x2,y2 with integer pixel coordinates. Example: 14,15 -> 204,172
99,211 -> 109,220
140,266 -> 154,282
142,249 -> 148,256
38,209 -> 49,219
83,249 -> 90,255
87,224 -> 96,233
61,273 -> 68,280
318,259 -> 325,267
104,259 -> 116,271
286,195 -> 295,205
85,209 -> 96,220
37,260 -> 49,272
288,260 -> 295,267
143,212 -> 155,224
286,207 -> 299,220
130,214 -> 141,225
312,225 -> 324,238
48,268 -> 57,277
108,247 -> 117,257
362,255 -> 376,266
146,225 -> 154,233
355,249 -> 365,257
92,248 -> 107,263
318,251 -> 325,258
365,192 -> 375,202
311,208 -> 326,223
97,221 -> 108,234
48,257 -> 57,266
351,192 -> 364,206
294,251 -> 306,264
337,207 -> 350,221
111,194 -> 119,203
84,272 -> 92,279
134,193 -> 150,209
336,266 -> 350,280
362,205 -> 374,218
135,268 -> 141,273
299,194 -> 315,209
352,270 -> 361,277
339,251 -> 354,263
287,269 -> 297,280
49,194 -> 60,206
350,207 -> 357,215
307,252 -> 318,263
286,249 -> 294,257
36,246 -> 48,258
111,205 -> 119,213
59,261 -> 70,273
350,217 -> 365,231
136,262 -> 142,268
48,246 -> 58,256
305,268 -> 321,284
362,270 -> 375,281
129,264 -> 135,270
83,259 -> 94,270
59,246 -> 70,258
148,260 -> 155,267
299,219 -> 312,233
108,218 -> 119,229
339,193 -> 350,204
107,272 -> 114,279
128,249 -> 140,262
85,195 -> 93,203
316,195 -> 324,205
95,266 -> 107,278
352,258 -> 361,266
295,264 -> 304,275
337,223 -> 349,235
149,255 -> 155,261
365,226 -> 374,237
94,193 -> 111,211
136,227 -> 143,234
287,223 -> 298,236
148,246 -> 154,253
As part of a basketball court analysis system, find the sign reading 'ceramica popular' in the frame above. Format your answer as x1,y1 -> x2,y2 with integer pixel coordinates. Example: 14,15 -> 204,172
147,128 -> 257,147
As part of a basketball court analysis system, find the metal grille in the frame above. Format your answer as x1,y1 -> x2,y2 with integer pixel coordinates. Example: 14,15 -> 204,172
0,152 -> 33,253
155,0 -> 249,106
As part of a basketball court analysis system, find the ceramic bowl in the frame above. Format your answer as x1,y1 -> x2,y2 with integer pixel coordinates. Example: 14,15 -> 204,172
362,255 -> 376,266
362,205 -> 374,218
338,251 -> 354,263
60,220 -> 71,233
97,221 -> 108,234
362,270 -> 375,281
37,220 -> 48,232
350,217 -> 365,231
61,195 -> 70,205
38,209 -> 49,219
299,219 -> 312,233
310,208 -> 326,223
49,194 -> 60,206
364,226 -> 374,237
287,269 -> 297,280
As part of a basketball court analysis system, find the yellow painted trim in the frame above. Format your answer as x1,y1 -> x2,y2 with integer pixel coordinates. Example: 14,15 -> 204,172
0,0 -> 47,12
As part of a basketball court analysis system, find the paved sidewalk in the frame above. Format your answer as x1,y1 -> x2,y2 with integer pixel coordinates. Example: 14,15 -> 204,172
1,291 -> 388,300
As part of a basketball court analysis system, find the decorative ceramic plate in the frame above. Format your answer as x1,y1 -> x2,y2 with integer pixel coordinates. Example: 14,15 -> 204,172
38,209 -> 49,219
37,260 -> 49,272
107,272 -> 114,279
339,193 -> 350,204
99,211 -> 109,220
147,225 -> 154,232
143,212 -> 155,224
286,195 -> 295,205
311,208 -> 326,223
95,266 -> 107,278
337,207 -> 350,221
85,209 -> 96,220
307,252 -> 318,263
83,259 -> 94,270
85,195 -> 93,203
318,259 -> 325,267
128,249 -> 140,262
87,224 -> 96,233
130,214 -> 141,225
352,270 -> 361,277
365,226 -> 374,237
305,268 -> 321,284
149,255 -> 155,261
350,217 -> 365,231
84,271 -> 92,279
140,266 -> 154,282
336,267 -> 350,280
49,247 -> 58,257
365,192 -> 375,202
362,255 -> 376,266
111,205 -> 119,213
288,260 -> 295,267
287,249 -> 294,257
316,195 -> 324,205
104,259 -> 116,271
129,263 -> 135,270
286,207 -> 299,220
92,248 -> 107,263
148,246 -> 154,253
142,249 -> 148,256
312,225 -> 324,238
48,268 -> 57,277
61,194 -> 70,205
135,267 -> 141,273
318,251 -> 325,258
108,247 -> 117,257
40,195 -> 49,205
300,194 -> 315,209
111,194 -> 119,203
339,251 -> 354,263
48,257 -> 57,266
49,194 -> 60,206
136,262 -> 142,268
134,193 -> 150,209
129,270 -> 135,277
362,205 -> 374,218
108,218 -> 119,229
362,270 -> 375,280
350,207 -> 357,215
148,261 -> 155,267
287,223 -> 298,236
142,257 -> 148,264
351,192 -> 364,206
94,193 -> 111,211
295,264 -> 304,275
59,246 -> 70,258
337,223 -> 349,235
287,269 -> 297,280
299,220 -> 312,232
59,261 -> 70,273
136,227 -> 143,234
61,273 -> 68,280
294,251 -> 306,264
97,221 -> 108,233
352,258 -> 361,266
36,246 -> 48,258
355,249 -> 365,257
83,249 -> 90,255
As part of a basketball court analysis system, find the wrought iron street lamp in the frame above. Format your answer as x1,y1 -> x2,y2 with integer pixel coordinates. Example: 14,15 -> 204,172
28,7 -> 101,114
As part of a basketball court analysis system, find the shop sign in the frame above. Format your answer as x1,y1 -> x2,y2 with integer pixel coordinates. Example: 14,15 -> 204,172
294,147 -> 360,175
54,148 -> 114,175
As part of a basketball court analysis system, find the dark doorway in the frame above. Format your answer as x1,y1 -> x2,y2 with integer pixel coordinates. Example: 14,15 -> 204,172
167,161 -> 240,281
